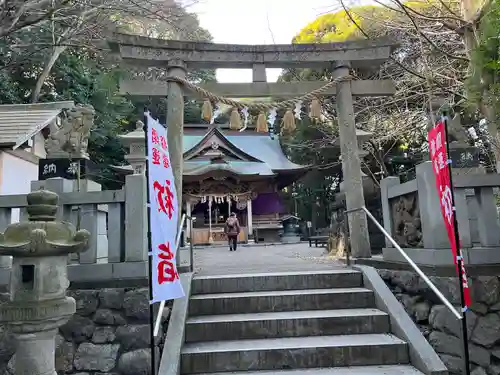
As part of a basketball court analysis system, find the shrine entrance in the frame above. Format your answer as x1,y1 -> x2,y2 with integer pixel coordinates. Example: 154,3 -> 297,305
110,35 -> 397,257
187,194 -> 252,245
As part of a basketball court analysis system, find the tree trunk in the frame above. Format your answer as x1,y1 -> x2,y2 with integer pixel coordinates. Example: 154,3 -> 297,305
31,45 -> 67,103
462,16 -> 500,171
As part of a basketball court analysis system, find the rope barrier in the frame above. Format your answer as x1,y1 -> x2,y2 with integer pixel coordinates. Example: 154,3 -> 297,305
163,75 -> 354,111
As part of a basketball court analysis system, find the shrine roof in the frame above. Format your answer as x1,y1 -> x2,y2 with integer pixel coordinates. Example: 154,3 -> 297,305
184,161 -> 276,176
183,128 -> 306,172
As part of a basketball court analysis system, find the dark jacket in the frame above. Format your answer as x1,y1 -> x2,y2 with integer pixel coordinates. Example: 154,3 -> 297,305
225,217 -> 240,237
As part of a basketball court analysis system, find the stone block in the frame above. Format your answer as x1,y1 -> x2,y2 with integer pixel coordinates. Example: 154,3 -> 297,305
185,309 -> 390,342
68,290 -> 99,316
181,335 -> 409,373
73,343 -> 120,372
473,277 -> 500,306
471,313 -> 500,347
117,348 -> 151,375
93,309 -> 127,326
99,289 -> 125,310
60,315 -> 96,344
428,331 -> 490,368
115,324 -> 151,351
429,304 -> 477,338
123,288 -> 150,322
191,269 -> 363,295
189,288 -> 375,316
92,327 -> 116,344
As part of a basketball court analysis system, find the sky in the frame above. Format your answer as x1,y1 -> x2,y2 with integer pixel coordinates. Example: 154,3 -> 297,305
187,0 -> 341,83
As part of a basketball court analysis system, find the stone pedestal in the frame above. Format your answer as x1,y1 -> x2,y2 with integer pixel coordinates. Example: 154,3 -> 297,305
0,189 -> 90,375
14,329 -> 59,375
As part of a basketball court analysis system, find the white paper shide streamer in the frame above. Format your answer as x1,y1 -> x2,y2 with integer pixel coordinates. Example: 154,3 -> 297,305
211,103 -> 222,124
146,113 -> 185,305
294,101 -> 303,120
267,108 -> 277,127
239,107 -> 249,132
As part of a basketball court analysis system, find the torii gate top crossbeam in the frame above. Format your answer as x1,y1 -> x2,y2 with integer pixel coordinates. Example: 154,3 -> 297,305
108,33 -> 397,70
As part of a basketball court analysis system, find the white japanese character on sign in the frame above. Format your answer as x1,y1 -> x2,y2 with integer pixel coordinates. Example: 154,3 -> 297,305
435,132 -> 442,151
430,139 -> 436,157
66,162 -> 79,175
460,262 -> 469,289
43,163 -> 56,175
433,159 -> 440,175
437,151 -> 446,170
440,185 -> 453,225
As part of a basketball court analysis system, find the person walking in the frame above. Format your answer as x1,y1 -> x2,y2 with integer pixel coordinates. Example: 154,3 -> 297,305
225,212 -> 240,251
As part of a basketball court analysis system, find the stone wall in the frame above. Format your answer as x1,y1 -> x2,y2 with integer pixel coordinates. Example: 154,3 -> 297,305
378,269 -> 500,375
0,287 -> 172,375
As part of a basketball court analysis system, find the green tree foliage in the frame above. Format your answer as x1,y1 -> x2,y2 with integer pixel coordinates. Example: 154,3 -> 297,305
467,0 -> 500,117
278,2 -> 467,222
0,2 -> 215,189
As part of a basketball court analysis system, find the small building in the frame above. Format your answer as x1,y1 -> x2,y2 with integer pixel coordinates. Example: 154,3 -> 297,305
115,123 -> 311,245
0,101 -> 74,221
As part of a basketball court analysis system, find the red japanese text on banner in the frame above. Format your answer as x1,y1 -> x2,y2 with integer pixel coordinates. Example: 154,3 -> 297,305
428,121 -> 471,307
146,113 -> 185,303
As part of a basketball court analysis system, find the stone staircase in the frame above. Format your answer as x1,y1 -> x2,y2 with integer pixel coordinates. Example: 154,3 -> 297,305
179,269 -> 431,374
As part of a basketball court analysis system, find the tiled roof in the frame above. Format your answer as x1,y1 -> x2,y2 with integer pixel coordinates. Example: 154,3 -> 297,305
0,101 -> 74,149
184,161 -> 276,176
183,130 -> 306,172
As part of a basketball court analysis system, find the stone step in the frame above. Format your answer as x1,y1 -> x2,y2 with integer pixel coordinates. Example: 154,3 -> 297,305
191,269 -> 363,294
180,334 -> 409,374
185,308 -> 389,342
194,365 -> 425,375
189,287 -> 374,316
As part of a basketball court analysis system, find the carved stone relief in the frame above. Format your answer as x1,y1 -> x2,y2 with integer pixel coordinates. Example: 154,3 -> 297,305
390,192 -> 423,248
45,105 -> 95,159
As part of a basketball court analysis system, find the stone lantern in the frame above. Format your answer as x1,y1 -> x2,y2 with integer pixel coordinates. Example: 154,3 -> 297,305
118,120 -> 146,175
0,189 -> 90,375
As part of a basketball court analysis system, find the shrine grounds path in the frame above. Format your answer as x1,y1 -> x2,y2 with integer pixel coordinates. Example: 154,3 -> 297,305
179,243 -> 345,276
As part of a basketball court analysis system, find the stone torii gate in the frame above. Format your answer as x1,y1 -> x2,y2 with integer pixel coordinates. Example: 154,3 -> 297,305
108,34 -> 396,258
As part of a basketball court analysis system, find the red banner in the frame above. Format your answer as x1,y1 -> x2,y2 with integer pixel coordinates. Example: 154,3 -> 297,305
428,120 -> 472,307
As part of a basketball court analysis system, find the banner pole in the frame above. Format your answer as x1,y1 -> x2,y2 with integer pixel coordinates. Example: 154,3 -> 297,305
442,114 -> 471,375
143,111 -> 157,375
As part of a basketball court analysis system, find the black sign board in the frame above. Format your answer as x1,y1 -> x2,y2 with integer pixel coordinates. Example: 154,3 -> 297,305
38,158 -> 96,181
449,147 -> 480,168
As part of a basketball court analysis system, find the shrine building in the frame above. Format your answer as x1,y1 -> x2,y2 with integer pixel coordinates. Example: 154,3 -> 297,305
116,122 -> 311,245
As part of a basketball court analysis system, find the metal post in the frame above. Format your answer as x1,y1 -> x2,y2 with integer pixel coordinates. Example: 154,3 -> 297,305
343,209 -> 351,266
189,216 -> 194,272
143,111 -> 156,375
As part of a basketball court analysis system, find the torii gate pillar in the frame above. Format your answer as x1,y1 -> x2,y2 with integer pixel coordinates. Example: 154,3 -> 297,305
166,59 -> 186,221
334,62 -> 371,258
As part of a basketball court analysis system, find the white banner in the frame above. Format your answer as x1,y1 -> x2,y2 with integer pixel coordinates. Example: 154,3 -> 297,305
146,113 -> 185,303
